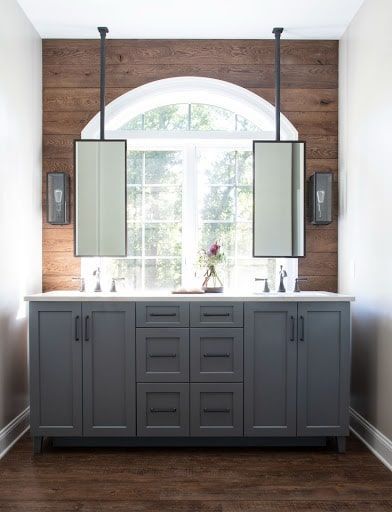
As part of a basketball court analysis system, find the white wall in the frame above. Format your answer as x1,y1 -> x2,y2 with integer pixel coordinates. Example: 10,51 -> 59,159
0,0 -> 42,436
339,0 -> 392,441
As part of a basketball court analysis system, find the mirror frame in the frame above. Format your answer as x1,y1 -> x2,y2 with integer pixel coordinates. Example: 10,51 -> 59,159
73,138 -> 128,257
252,140 -> 306,258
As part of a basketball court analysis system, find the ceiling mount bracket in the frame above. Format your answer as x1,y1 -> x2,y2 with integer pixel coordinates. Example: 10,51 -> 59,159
272,27 -> 284,141
98,26 -> 109,140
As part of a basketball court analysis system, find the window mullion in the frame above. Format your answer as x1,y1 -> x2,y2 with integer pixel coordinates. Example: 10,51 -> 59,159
141,152 -> 146,289
182,143 -> 198,287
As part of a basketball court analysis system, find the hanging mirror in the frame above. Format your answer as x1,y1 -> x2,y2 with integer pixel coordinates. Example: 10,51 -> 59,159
253,28 -> 305,258
74,27 -> 127,257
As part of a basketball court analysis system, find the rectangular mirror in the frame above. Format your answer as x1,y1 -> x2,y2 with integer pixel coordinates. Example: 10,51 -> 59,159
253,141 -> 305,258
74,139 -> 127,256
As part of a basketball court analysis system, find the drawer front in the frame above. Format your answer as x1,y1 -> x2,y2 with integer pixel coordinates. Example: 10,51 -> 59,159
136,302 -> 189,327
190,302 -> 243,327
190,383 -> 243,436
136,328 -> 189,382
190,328 -> 243,382
137,383 -> 189,436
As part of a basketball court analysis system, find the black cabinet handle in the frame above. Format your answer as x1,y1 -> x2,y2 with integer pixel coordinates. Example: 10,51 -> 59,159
299,315 -> 305,341
75,315 -> 80,341
150,408 -> 177,413
85,315 -> 90,341
202,312 -> 230,317
149,312 -> 176,317
148,353 -> 177,358
203,353 -> 230,358
290,316 -> 295,342
203,408 -> 230,413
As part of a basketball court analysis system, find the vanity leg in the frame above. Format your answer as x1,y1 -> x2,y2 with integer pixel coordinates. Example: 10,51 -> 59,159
336,436 -> 346,454
33,436 -> 43,455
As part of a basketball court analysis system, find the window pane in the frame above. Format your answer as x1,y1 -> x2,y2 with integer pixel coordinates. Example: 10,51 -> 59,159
127,186 -> 142,221
145,186 -> 182,221
127,224 -> 142,257
145,151 -> 182,184
237,187 -> 253,221
191,104 -> 235,131
145,259 -> 182,289
122,115 -> 143,131
143,104 -> 189,130
200,223 -> 235,257
145,223 -> 182,257
237,151 -> 253,186
201,186 -> 235,221
127,151 -> 143,184
197,149 -> 236,184
236,115 -> 260,132
102,258 -> 143,289
236,223 -> 252,257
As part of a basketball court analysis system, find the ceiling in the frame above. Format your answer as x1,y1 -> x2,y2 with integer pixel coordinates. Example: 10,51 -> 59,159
17,0 -> 364,39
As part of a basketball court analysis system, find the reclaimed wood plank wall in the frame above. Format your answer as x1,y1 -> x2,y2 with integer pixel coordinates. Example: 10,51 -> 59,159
42,39 -> 338,292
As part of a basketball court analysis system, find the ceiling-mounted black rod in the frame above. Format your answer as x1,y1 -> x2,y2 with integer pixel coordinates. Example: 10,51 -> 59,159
272,27 -> 284,141
98,26 -> 109,140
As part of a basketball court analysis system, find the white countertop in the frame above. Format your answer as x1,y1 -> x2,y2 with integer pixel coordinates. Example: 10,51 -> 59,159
25,290 -> 355,302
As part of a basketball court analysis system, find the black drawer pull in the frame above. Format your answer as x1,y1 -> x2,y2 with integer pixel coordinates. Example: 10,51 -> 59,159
148,353 -> 177,358
290,315 -> 295,342
84,315 -> 90,341
299,315 -> 305,341
149,312 -> 177,317
202,312 -> 230,317
150,407 -> 177,413
203,353 -> 230,358
203,408 -> 230,413
75,315 -> 80,341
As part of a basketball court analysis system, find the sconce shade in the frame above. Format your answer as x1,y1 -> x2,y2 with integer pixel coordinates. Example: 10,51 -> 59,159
47,172 -> 70,225
309,172 -> 333,225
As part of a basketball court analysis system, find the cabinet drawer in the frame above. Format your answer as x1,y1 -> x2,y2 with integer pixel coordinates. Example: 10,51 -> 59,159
136,328 -> 189,382
190,328 -> 243,382
136,302 -> 189,327
190,383 -> 243,436
137,383 -> 189,437
190,302 -> 243,327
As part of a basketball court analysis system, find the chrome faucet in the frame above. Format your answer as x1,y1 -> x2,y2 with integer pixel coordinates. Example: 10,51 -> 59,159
278,265 -> 287,292
293,277 -> 308,293
255,277 -> 270,293
110,277 -> 125,292
93,267 -> 102,292
72,276 -> 85,292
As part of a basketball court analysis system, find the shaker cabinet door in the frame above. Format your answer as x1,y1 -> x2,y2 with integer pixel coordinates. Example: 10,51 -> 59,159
82,302 -> 136,436
297,302 -> 351,436
244,302 -> 297,437
29,302 -> 83,436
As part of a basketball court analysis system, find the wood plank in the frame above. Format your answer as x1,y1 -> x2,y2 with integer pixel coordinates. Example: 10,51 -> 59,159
306,230 -> 338,253
43,111 -> 96,135
298,252 -> 337,276
43,274 -> 79,292
43,251 -> 79,276
43,87 -> 338,112
306,159 -> 338,180
43,134 -> 75,159
304,136 -> 338,159
286,112 -> 337,135
43,64 -> 338,89
43,228 -> 73,252
43,39 -> 338,66
298,275 -> 337,293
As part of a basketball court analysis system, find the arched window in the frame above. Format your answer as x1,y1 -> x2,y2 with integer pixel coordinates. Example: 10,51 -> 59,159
82,77 -> 298,290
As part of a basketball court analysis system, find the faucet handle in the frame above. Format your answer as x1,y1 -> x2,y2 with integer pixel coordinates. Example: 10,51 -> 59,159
110,277 -> 125,293
72,277 -> 85,292
294,277 -> 308,293
255,277 -> 270,293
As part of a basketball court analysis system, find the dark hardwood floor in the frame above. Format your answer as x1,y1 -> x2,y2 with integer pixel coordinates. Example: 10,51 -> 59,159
0,434 -> 391,511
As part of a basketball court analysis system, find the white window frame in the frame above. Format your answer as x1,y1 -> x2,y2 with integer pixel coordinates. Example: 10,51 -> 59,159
82,77 -> 299,290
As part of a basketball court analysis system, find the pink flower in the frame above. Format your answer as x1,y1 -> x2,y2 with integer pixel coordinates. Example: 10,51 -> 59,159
208,242 -> 220,256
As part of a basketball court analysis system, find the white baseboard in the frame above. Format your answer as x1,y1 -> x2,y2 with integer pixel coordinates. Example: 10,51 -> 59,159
350,407 -> 392,471
0,407 -> 30,460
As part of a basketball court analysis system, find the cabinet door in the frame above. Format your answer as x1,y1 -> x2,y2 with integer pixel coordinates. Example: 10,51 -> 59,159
297,302 -> 351,436
244,302 -> 297,437
29,302 -> 82,436
136,328 -> 189,382
190,383 -> 243,436
82,302 -> 135,436
137,383 -> 189,436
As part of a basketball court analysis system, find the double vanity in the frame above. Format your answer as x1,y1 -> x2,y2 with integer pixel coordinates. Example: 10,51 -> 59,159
26,291 -> 354,454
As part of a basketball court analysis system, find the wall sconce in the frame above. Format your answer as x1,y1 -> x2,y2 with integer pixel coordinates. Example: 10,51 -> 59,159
47,172 -> 70,225
309,172 -> 333,225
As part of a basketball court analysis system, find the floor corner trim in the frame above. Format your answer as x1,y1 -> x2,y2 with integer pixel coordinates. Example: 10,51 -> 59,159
350,407 -> 392,472
0,407 -> 30,460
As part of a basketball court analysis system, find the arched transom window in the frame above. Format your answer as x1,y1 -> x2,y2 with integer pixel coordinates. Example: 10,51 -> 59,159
82,77 -> 298,290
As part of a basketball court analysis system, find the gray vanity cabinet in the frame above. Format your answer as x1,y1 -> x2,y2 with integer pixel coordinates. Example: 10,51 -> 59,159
82,302 -> 136,436
29,302 -> 83,437
297,302 -> 350,436
244,303 -> 297,436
